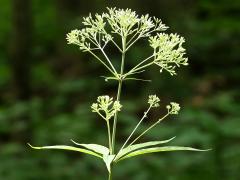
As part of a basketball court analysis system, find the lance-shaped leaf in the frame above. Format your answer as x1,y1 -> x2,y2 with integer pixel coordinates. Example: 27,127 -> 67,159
118,146 -> 210,161
28,143 -> 102,158
103,154 -> 115,173
115,137 -> 175,162
71,140 -> 110,155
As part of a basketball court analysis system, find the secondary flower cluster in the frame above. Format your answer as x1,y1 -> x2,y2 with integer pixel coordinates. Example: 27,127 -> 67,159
148,95 -> 180,114
149,33 -> 188,75
91,95 -> 122,120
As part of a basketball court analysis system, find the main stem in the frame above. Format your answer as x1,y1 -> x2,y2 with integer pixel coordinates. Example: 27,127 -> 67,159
108,171 -> 112,180
111,35 -> 126,154
107,121 -> 112,154
111,80 -> 122,154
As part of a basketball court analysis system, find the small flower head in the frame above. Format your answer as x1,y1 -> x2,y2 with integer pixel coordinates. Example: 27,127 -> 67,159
91,103 -> 99,112
148,95 -> 160,107
167,102 -> 181,114
66,29 -> 80,44
104,7 -> 139,36
97,95 -> 113,111
113,101 -> 122,112
91,95 -> 122,120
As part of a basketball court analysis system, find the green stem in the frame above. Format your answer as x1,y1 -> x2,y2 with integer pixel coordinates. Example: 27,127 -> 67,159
111,80 -> 122,153
129,112 -> 170,146
125,61 -> 154,78
111,36 -> 126,154
100,48 -> 118,75
107,120 -> 112,154
129,54 -> 154,72
125,33 -> 142,51
108,165 -> 113,180
108,171 -> 112,180
119,105 -> 152,151
88,50 -> 116,76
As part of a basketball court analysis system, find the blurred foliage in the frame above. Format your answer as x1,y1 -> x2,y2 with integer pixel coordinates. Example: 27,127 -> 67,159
0,0 -> 239,179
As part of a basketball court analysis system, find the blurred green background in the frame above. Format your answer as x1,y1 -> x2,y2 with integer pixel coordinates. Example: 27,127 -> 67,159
0,0 -> 240,179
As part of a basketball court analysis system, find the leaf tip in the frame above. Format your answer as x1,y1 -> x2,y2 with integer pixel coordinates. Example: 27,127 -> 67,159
27,143 -> 41,149
70,139 -> 79,145
200,148 -> 212,152
171,136 -> 176,140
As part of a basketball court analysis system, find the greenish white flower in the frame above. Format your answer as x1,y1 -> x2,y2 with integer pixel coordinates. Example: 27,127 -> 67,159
149,33 -> 188,75
104,7 -> 139,36
167,102 -> 181,114
148,95 -> 160,107
91,103 -> 99,112
91,95 -> 122,120
113,101 -> 122,112
97,95 -> 113,112
66,29 -> 80,44
67,7 -> 168,53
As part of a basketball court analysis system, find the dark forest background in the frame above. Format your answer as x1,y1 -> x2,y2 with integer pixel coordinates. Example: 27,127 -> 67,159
0,0 -> 240,179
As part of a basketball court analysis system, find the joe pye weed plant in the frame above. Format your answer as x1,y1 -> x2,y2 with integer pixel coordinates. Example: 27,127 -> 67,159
29,7 -> 209,179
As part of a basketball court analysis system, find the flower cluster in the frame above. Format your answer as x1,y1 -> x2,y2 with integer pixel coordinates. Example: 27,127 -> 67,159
166,102 -> 181,114
66,7 -> 168,52
66,13 -> 113,52
149,33 -> 188,75
66,29 -> 81,44
104,8 -> 139,36
148,95 -> 160,107
103,8 -> 168,37
91,95 -> 122,120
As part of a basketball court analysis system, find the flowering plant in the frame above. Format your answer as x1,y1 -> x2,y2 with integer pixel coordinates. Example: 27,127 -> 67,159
29,7 -> 207,179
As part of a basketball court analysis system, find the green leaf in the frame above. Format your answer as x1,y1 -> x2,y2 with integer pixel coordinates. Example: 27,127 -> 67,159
118,146 -> 210,161
115,137 -> 175,162
103,154 -> 115,173
28,143 -> 102,158
71,139 -> 109,155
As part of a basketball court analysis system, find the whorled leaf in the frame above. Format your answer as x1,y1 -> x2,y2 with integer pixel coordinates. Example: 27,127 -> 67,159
28,143 -> 102,158
71,140 -> 110,155
115,137 -> 175,162
103,154 -> 116,173
118,146 -> 210,161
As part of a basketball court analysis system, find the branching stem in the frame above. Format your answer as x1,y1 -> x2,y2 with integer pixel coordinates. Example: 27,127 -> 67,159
100,48 -> 118,75
119,105 -> 152,151
111,36 -> 127,154
128,112 -> 170,146
123,54 -> 154,78
87,50 -> 116,76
